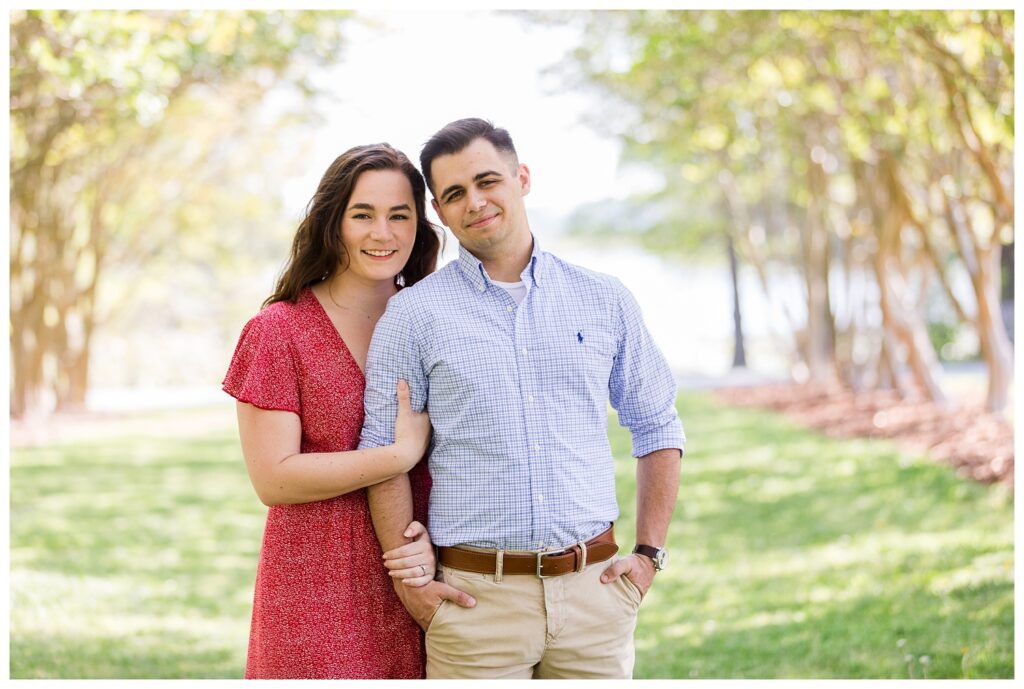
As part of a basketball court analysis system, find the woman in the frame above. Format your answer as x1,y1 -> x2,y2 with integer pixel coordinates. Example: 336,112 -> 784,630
222,144 -> 442,679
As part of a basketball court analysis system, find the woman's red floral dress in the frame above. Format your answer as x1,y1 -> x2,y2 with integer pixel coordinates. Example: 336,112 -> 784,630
223,289 -> 430,679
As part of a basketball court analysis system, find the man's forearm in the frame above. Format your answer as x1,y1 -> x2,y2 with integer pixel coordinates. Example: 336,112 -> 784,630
600,447 -> 680,592
635,448 -> 681,546
369,472 -> 476,628
367,474 -> 415,551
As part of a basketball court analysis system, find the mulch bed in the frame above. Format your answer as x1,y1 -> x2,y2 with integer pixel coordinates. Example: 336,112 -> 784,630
715,383 -> 1014,488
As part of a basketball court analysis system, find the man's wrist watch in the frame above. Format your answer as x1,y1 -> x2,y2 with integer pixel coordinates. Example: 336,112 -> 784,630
633,544 -> 668,571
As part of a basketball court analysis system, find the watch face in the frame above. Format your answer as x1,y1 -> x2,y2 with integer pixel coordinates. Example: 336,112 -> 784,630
654,549 -> 668,570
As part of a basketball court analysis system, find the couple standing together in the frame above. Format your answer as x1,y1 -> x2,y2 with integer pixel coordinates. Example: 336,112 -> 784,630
223,118 -> 686,679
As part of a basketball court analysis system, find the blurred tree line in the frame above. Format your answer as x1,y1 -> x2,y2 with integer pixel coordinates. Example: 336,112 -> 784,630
10,10 -> 351,417
548,10 -> 1013,412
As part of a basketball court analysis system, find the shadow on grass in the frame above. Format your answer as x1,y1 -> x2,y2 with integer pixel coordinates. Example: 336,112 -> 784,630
11,414 -> 261,676
611,392 -> 1014,679
634,577 -> 1013,679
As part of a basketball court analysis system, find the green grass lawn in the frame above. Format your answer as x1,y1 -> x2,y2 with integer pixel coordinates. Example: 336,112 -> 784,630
9,392 -> 1014,678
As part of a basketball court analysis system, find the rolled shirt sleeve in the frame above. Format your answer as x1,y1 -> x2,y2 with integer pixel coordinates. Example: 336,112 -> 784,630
608,279 -> 686,458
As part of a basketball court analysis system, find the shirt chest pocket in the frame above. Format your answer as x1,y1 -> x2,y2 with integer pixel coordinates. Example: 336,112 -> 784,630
537,322 -> 617,395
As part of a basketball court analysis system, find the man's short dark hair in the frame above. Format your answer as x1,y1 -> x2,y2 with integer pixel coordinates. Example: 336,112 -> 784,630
420,118 -> 518,196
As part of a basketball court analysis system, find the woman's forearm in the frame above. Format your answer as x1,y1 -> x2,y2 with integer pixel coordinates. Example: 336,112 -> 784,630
253,444 -> 410,506
236,402 -> 416,506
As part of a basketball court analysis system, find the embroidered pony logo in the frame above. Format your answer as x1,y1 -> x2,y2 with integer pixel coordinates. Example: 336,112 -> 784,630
577,331 -> 584,343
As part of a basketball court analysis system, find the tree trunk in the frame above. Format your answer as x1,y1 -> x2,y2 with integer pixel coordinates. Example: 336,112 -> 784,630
875,253 -> 949,404
876,329 -> 909,397
10,196 -> 65,417
716,171 -> 752,369
803,159 -> 834,382
975,247 -> 1013,412
1000,238 -> 1013,342
855,154 -> 947,404
727,232 -> 747,368
944,193 -> 1014,413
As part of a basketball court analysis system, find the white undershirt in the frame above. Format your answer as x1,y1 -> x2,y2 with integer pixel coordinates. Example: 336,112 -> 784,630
491,279 -> 527,306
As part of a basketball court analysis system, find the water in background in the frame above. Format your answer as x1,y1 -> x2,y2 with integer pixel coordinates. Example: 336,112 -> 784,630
547,237 -> 794,379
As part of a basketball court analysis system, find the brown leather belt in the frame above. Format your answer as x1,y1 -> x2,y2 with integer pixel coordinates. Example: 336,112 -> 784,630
438,526 -> 618,578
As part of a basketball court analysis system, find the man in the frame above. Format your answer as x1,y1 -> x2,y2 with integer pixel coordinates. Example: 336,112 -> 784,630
359,118 -> 685,679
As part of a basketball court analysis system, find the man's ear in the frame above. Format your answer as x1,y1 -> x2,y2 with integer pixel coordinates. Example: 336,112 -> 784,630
431,197 -> 449,228
517,163 -> 531,197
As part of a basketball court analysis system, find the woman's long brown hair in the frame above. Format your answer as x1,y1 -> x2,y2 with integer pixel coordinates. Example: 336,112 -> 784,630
264,143 -> 442,307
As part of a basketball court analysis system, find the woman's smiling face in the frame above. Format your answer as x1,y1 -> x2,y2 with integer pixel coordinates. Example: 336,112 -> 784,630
340,169 -> 418,283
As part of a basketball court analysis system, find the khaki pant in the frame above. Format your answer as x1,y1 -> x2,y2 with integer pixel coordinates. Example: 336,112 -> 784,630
425,555 -> 641,679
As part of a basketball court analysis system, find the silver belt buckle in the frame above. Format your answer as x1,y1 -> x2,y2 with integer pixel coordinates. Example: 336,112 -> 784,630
536,543 -> 584,579
535,550 -> 549,579
535,546 -> 563,579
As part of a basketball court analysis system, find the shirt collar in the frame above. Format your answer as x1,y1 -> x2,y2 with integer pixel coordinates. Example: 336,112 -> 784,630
457,235 -> 544,293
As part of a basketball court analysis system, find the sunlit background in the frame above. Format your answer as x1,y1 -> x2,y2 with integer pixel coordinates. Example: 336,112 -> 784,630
8,9 -> 1014,679
10,10 -> 1014,419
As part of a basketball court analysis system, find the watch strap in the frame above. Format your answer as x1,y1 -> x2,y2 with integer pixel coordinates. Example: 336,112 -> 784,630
633,544 -> 666,570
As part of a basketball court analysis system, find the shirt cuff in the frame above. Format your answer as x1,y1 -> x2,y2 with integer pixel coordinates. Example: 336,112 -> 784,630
632,418 -> 686,458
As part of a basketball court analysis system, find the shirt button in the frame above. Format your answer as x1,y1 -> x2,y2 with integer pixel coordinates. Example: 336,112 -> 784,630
521,347 -> 528,355
528,395 -> 534,403
533,444 -> 540,452
536,494 -> 544,503
506,305 -> 514,313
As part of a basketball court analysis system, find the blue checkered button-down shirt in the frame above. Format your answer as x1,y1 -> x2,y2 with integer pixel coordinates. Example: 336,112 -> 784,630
359,238 -> 685,551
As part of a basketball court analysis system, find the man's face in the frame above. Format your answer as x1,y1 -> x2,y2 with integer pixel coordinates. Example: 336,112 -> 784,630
429,138 -> 531,261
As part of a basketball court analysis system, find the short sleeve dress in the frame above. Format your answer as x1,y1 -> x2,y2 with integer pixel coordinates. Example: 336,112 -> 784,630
223,288 -> 431,679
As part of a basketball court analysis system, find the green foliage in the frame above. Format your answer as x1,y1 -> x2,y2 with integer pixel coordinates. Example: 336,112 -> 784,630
544,10 -> 1014,404
10,10 -> 349,139
9,397 -> 1014,678
927,321 -> 981,362
10,10 -> 353,413
558,9 -> 1013,244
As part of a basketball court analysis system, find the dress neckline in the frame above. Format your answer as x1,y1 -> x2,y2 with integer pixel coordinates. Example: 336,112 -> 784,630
302,288 -> 365,379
